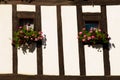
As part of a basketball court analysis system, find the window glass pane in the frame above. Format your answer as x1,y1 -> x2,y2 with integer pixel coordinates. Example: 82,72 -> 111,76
19,18 -> 34,29
85,21 -> 98,31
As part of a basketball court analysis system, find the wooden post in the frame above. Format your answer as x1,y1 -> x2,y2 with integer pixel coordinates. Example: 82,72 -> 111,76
76,5 -> 86,76
101,5 -> 111,75
12,4 -> 18,74
36,5 -> 43,75
57,5 -> 65,76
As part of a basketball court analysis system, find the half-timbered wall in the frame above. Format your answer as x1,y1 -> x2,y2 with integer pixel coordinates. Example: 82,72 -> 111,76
0,3 -> 120,80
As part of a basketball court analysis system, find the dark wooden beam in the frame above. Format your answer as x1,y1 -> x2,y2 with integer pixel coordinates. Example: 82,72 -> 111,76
100,5 -> 111,76
57,5 -> 65,76
0,74 -> 119,80
35,5 -> 43,75
12,4 -> 18,74
76,5 -> 86,76
17,12 -> 35,19
2,0 -> 120,5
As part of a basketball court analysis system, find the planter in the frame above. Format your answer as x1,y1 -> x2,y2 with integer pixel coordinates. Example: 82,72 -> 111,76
12,26 -> 44,53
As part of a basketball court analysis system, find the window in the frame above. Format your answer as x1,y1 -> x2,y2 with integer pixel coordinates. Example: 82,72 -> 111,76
19,18 -> 34,29
85,21 -> 99,31
17,12 -> 35,29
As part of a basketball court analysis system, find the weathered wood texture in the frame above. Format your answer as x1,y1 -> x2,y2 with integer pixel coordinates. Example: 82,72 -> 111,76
76,5 -> 86,76
1,0 -> 120,5
0,74 -> 120,80
12,4 -> 18,74
101,5 -> 110,76
35,5 -> 43,75
57,5 -> 65,76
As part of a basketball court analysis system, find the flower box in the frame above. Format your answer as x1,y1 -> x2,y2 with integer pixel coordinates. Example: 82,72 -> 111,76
12,26 -> 44,53
78,27 -> 111,49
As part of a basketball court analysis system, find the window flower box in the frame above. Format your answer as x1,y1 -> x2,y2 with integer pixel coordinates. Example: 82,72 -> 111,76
12,26 -> 45,53
78,27 -> 111,50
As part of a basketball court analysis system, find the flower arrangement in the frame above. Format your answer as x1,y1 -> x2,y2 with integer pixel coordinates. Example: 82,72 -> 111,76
78,27 -> 111,45
12,26 -> 44,48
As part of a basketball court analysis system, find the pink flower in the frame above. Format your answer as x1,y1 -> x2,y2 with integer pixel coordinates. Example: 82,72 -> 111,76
90,28 -> 93,31
24,36 -> 27,38
79,32 -> 82,35
91,36 -> 95,39
38,36 -> 43,40
31,38 -> 33,40
35,38 -> 38,41
24,36 -> 28,38
19,26 -> 22,29
84,35 -> 87,38
26,28 -> 30,31
38,31 -> 43,34
93,28 -> 96,31
82,28 -> 86,31
82,39 -> 86,42
87,36 -> 91,40
98,29 -> 101,32
89,30 -> 93,33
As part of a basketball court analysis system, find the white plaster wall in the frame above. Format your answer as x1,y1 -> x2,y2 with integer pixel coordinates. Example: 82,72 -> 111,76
61,6 -> 80,75
82,5 -> 101,13
107,5 -> 120,75
18,49 -> 37,75
41,6 -> 59,75
0,5 -> 12,74
84,45 -> 104,76
17,4 -> 35,12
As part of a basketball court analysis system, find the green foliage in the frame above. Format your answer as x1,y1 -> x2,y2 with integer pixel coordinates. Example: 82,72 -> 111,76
78,27 -> 111,45
12,26 -> 43,48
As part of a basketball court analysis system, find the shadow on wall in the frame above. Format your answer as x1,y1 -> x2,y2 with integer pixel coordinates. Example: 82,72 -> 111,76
86,42 -> 115,52
18,34 -> 47,54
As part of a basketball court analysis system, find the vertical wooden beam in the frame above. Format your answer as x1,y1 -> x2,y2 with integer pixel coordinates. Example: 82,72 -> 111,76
76,5 -> 86,76
12,4 -> 18,74
101,5 -> 111,76
57,5 -> 65,76
36,5 -> 43,75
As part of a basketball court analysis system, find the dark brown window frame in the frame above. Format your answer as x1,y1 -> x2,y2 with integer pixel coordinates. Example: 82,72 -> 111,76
83,13 -> 101,29
17,12 -> 35,27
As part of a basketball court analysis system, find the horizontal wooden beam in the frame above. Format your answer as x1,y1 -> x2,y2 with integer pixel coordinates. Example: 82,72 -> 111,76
0,74 -> 120,80
1,0 -> 120,5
